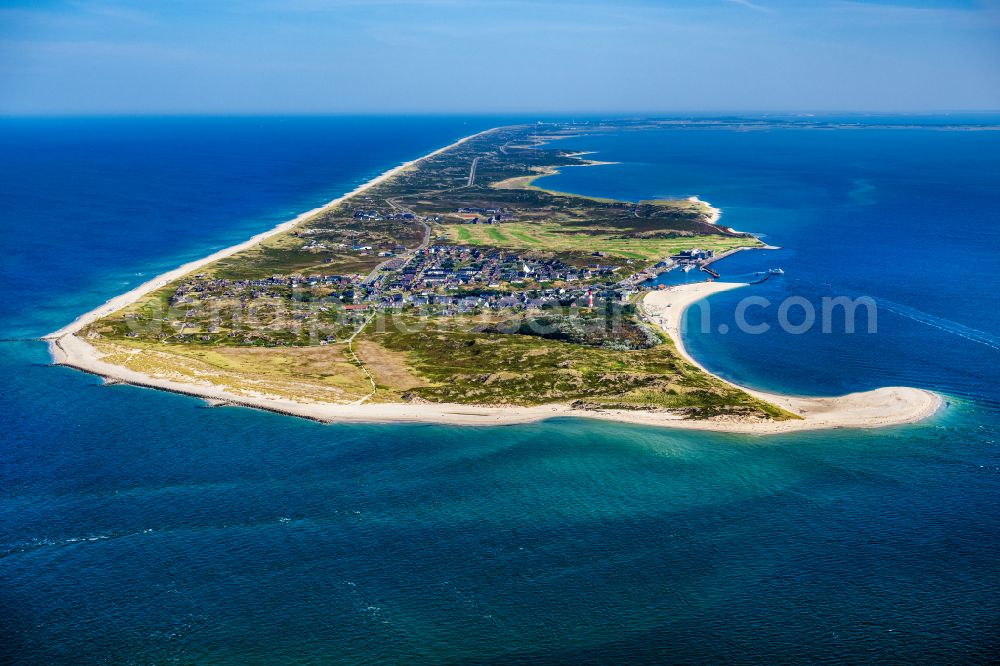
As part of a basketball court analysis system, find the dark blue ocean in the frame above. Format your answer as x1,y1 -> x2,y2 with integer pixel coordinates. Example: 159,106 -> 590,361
1,117 -> 998,664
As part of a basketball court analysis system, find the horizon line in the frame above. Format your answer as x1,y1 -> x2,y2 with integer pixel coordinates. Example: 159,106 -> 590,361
2,109 -> 999,120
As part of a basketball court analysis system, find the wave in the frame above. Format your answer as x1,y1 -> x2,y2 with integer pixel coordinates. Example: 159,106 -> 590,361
878,299 -> 1000,351
1,528 -> 156,558
776,276 -> 1000,352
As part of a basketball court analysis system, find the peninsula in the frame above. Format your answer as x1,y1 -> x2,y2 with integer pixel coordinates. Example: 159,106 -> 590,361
48,121 -> 939,432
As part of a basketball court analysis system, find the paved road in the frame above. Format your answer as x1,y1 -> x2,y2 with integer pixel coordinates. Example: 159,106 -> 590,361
362,204 -> 432,284
467,156 -> 479,187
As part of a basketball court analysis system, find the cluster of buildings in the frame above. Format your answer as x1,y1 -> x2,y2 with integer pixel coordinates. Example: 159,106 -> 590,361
373,245 -> 621,291
361,286 -> 633,316
456,206 -> 515,224
168,273 -> 356,307
671,248 -> 716,263
352,208 -> 416,222
166,244 -> 638,317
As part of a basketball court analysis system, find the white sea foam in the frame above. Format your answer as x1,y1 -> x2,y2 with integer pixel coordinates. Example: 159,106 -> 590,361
880,300 -> 1000,351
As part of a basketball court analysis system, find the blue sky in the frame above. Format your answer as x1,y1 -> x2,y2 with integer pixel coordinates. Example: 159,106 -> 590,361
1,0 -> 997,114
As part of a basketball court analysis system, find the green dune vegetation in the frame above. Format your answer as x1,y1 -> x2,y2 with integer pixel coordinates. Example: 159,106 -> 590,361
80,120 -> 787,421
441,218 -> 753,261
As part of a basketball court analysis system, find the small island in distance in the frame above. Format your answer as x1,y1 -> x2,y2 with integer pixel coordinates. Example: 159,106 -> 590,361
47,119 -> 938,432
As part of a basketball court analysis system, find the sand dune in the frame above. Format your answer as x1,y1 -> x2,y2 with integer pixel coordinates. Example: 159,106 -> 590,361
50,284 -> 941,433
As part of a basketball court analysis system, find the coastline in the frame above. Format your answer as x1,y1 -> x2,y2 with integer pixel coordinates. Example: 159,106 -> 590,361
640,282 -> 942,432
48,282 -> 942,433
687,196 -> 721,224
47,131 -> 941,433
491,157 -> 621,199
45,126 -> 501,340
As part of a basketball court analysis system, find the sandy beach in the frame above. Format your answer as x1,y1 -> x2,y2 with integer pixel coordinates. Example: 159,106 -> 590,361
46,131 -> 940,433
46,127 -> 500,340
640,282 -> 942,432
687,195 -> 721,224
48,281 -> 941,433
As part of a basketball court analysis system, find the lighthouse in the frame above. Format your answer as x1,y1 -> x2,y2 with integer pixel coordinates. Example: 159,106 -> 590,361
587,289 -> 594,308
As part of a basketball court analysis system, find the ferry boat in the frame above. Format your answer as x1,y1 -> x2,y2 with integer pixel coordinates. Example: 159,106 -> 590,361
681,264 -> 695,272
769,268 -> 785,275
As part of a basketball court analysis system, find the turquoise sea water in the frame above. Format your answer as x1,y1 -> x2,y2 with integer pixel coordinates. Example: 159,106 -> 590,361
1,117 -> 998,663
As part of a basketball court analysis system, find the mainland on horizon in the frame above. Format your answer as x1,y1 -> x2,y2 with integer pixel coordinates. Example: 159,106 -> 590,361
48,119 -> 940,433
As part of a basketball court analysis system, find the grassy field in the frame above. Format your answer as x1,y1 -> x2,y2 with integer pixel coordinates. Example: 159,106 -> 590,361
439,220 -> 761,261
89,307 -> 792,419
92,339 -> 376,404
